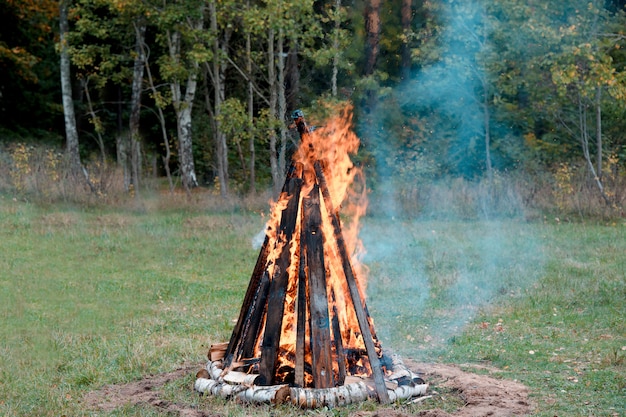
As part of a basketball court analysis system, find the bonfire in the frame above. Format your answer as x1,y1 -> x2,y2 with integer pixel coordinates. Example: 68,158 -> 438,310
194,105 -> 428,408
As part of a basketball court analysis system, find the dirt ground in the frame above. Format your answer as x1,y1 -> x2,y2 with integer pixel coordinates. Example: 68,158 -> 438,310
84,360 -> 532,417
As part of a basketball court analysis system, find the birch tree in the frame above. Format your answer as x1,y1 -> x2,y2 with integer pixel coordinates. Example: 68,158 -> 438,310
129,20 -> 146,194
157,0 -> 209,192
59,0 -> 82,179
205,0 -> 234,197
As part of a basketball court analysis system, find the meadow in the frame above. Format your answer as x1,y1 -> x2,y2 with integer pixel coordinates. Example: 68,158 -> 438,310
0,194 -> 623,416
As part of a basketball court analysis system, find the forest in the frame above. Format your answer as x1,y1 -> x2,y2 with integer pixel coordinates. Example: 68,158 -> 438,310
2,0 -> 626,218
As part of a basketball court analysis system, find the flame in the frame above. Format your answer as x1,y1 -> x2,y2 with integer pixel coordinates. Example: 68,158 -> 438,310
244,104 -> 379,387
293,104 -> 369,292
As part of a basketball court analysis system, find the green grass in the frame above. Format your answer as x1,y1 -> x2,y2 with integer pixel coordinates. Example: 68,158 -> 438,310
0,196 -> 624,416
363,218 -> 625,416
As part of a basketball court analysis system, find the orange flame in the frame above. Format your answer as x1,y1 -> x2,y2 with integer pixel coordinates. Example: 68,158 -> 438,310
253,104 -> 377,386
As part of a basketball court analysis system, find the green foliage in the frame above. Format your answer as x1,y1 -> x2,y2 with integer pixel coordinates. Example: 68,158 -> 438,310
0,0 -> 62,133
3,0 -> 626,215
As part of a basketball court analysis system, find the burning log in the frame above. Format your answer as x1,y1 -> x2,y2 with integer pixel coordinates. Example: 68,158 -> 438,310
294,226 -> 308,387
303,184 -> 334,388
195,108 -> 428,408
314,160 -> 390,403
208,342 -> 228,362
330,289 -> 347,385
224,164 -> 302,368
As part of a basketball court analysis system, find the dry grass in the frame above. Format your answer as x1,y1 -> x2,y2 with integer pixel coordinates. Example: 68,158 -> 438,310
1,142 -> 624,221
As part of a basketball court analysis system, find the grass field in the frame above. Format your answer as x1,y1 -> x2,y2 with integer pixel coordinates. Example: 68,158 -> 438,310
0,195 -> 624,416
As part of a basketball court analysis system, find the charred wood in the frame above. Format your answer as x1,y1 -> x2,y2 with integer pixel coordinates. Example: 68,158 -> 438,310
258,176 -> 303,385
303,184 -> 334,388
295,218 -> 308,387
313,160 -> 390,403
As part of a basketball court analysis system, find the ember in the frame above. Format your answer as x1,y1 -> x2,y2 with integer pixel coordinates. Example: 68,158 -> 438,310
195,106 -> 427,407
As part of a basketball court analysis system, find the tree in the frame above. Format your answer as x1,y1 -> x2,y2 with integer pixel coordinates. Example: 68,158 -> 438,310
129,18 -> 146,195
155,0 -> 208,192
503,0 -> 626,204
1,0 -> 60,134
400,0 -> 412,81
364,0 -> 381,76
59,0 -> 82,177
206,0 -> 233,197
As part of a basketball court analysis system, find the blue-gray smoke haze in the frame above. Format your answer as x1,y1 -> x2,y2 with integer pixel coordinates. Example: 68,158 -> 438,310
360,1 -> 545,358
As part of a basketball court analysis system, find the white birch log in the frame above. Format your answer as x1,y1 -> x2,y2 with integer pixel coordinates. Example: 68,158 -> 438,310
387,368 -> 411,381
222,370 -> 260,386
196,355 -> 428,408
206,360 -> 223,380
387,383 -> 429,402
237,384 -> 290,404
290,381 -> 370,408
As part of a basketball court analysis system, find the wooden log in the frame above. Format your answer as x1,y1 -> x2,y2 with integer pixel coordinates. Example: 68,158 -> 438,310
209,342 -> 228,361
386,383 -> 429,402
313,160 -> 390,404
221,370 -> 260,386
224,163 -> 301,367
207,360 -> 223,380
303,184 -> 334,389
224,234 -> 270,366
258,176 -> 303,385
344,375 -> 369,386
195,378 -> 246,398
237,269 -> 270,360
194,377 -> 290,404
237,384 -> 291,404
294,219 -> 308,387
387,368 -> 411,381
290,381 -> 369,408
330,289 -> 346,385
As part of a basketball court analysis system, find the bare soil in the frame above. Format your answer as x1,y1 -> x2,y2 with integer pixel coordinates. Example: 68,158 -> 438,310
84,360 -> 531,417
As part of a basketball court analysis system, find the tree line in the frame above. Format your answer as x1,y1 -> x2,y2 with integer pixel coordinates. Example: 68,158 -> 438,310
2,0 -> 626,213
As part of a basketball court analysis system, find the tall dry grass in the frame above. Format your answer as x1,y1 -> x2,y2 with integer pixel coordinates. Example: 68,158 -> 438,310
0,143 -> 272,212
1,143 -> 624,219
368,167 -> 625,221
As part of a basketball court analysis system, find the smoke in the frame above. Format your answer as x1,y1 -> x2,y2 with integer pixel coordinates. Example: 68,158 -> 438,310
358,1 -> 545,358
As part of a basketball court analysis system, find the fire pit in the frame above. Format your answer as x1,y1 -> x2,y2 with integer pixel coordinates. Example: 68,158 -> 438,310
194,107 -> 427,408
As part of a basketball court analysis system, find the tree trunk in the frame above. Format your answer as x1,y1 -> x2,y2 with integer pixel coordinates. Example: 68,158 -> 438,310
595,86 -> 602,180
577,93 -> 610,205
129,22 -> 146,196
82,79 -> 106,165
482,78 -> 492,179
331,0 -> 341,97
268,28 -> 280,196
168,29 -> 200,192
364,0 -> 381,76
401,0 -> 412,81
210,0 -> 230,197
59,0 -> 82,178
176,84 -> 199,191
246,11 -> 256,194
139,26 -> 174,193
278,29 -> 288,180
115,86 -> 131,192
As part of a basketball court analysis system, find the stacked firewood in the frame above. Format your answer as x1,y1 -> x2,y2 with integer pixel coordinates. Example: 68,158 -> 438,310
194,347 -> 428,408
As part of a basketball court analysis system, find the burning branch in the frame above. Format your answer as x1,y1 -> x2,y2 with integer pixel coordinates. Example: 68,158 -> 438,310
196,106 -> 427,408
